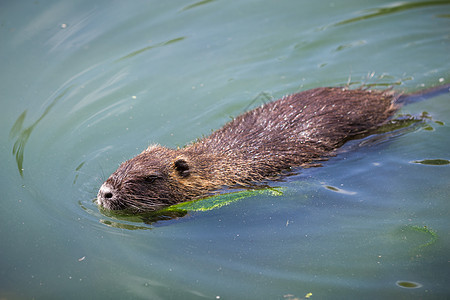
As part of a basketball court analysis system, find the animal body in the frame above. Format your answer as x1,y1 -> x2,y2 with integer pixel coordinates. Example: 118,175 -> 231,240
97,85 -> 449,212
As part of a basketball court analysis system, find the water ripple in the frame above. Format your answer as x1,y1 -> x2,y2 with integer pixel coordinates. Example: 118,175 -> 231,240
115,36 -> 186,62
180,0 -> 216,12
317,0 -> 450,31
334,1 -> 450,26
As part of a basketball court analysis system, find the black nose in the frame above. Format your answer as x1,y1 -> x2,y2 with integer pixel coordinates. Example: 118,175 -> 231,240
98,184 -> 114,201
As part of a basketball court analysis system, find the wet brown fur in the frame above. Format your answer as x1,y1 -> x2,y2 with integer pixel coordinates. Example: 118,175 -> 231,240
97,87 -> 399,211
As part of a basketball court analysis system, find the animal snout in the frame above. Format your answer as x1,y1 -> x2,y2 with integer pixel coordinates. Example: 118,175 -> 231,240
98,184 -> 114,202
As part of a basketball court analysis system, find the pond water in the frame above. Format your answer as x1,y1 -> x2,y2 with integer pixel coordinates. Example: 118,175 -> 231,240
1,0 -> 449,299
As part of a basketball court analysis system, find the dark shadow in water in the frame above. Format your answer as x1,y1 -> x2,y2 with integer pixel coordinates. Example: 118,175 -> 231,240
334,1 -> 450,27
10,86 -> 74,177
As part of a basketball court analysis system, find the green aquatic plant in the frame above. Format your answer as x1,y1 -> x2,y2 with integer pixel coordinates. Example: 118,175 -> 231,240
407,225 -> 438,249
166,187 -> 285,212
10,86 -> 74,177
96,187 -> 286,228
397,225 -> 439,259
396,280 -> 423,289
412,159 -> 450,166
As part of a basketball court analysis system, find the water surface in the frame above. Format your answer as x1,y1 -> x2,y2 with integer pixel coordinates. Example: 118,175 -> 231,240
1,0 -> 449,299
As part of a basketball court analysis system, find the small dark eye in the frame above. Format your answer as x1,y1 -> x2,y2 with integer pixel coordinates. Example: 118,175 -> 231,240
145,175 -> 159,183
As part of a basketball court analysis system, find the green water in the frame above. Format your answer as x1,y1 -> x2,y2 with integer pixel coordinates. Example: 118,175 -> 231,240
1,0 -> 449,299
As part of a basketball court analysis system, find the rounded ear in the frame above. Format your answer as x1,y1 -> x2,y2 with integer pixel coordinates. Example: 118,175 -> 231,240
174,158 -> 190,178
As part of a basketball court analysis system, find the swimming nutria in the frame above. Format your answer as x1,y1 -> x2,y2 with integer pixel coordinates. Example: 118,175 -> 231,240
97,85 -> 449,212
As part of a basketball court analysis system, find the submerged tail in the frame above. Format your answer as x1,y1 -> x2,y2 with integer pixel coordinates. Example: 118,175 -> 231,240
396,83 -> 450,105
